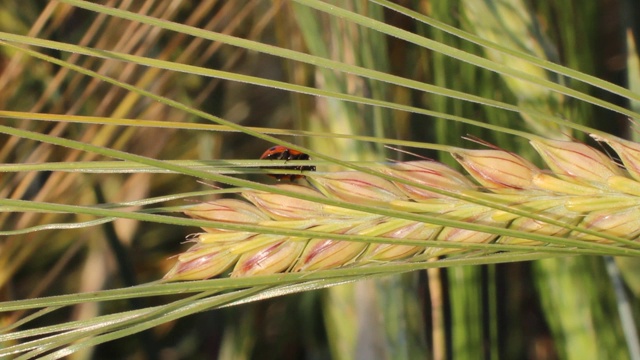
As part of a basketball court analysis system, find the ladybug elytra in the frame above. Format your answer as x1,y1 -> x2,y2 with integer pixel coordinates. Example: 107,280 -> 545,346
259,145 -> 316,181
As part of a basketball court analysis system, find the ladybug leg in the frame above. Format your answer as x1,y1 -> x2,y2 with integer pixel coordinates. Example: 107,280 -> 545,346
281,149 -> 291,162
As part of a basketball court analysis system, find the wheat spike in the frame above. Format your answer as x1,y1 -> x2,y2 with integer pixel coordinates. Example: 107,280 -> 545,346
164,133 -> 640,281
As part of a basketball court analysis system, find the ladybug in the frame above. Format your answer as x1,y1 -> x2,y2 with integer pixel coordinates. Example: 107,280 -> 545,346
259,145 -> 316,181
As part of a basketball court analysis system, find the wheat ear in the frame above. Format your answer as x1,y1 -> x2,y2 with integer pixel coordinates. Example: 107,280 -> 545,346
164,133 -> 640,281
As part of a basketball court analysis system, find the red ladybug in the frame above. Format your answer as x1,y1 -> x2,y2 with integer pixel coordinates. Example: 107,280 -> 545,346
260,145 -> 316,181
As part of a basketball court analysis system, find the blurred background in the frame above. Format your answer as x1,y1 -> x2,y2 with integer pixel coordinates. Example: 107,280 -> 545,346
1,0 -> 639,359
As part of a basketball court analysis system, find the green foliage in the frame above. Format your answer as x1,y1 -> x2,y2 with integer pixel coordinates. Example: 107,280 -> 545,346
0,0 -> 639,359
